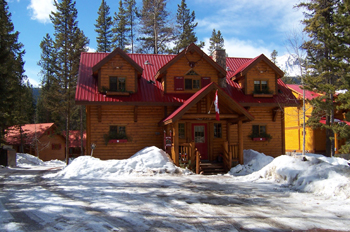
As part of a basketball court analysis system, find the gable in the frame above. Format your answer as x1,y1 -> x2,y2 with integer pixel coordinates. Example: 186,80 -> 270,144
92,48 -> 143,95
162,82 -> 254,125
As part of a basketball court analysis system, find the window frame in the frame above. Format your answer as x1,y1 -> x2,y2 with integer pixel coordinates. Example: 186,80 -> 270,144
178,123 -> 185,139
253,80 -> 269,94
109,125 -> 127,138
109,76 -> 126,92
214,123 -> 222,138
252,125 -> 267,137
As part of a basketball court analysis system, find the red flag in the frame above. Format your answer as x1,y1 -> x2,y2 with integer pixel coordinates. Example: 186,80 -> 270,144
215,90 -> 220,121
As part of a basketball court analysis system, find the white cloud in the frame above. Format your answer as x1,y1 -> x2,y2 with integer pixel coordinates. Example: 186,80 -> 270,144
204,37 -> 271,58
27,0 -> 55,24
86,46 -> 96,53
195,0 -> 304,35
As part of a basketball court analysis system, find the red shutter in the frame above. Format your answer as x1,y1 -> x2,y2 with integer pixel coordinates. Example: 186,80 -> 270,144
174,76 -> 184,91
201,77 -> 211,87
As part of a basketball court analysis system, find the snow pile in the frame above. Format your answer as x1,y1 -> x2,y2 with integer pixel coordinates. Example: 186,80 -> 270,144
242,153 -> 350,199
49,146 -> 181,179
228,149 -> 274,176
16,153 -> 66,167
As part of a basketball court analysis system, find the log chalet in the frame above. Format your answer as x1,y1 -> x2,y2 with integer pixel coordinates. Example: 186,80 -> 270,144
76,43 -> 298,173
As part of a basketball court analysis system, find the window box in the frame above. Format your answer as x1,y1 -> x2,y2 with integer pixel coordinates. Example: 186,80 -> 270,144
109,139 -> 128,143
253,93 -> 273,98
106,91 -> 130,96
252,137 -> 267,141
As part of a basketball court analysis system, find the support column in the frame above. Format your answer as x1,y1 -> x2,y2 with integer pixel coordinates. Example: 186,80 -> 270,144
172,121 -> 179,166
238,120 -> 244,164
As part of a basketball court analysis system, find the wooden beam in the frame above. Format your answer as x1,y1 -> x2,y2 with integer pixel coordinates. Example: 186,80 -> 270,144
197,101 -> 201,113
206,94 -> 211,113
98,105 -> 102,123
134,106 -> 138,122
238,120 -> 243,164
173,121 -> 179,166
164,106 -> 168,118
182,114 -> 239,119
272,107 -> 279,122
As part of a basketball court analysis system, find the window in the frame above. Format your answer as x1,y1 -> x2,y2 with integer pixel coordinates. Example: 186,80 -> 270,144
179,123 -> 185,139
214,123 -> 222,138
109,125 -> 127,139
52,144 -> 61,150
254,80 -> 269,94
252,125 -> 266,136
109,77 -> 126,92
185,78 -> 200,90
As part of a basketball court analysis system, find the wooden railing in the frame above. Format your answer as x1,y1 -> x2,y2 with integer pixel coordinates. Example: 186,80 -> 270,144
222,141 -> 239,172
179,142 -> 201,174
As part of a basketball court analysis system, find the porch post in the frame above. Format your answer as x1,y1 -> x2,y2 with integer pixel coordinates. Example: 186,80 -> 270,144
238,120 -> 244,164
172,121 -> 179,166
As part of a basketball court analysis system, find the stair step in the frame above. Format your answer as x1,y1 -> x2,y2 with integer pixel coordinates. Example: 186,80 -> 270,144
200,162 -> 225,175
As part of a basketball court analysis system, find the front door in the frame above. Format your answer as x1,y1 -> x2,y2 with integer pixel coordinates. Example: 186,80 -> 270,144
192,124 -> 208,160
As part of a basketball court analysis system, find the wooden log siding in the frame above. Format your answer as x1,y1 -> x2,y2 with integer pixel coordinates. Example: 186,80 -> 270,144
228,106 -> 284,157
245,60 -> 277,95
99,54 -> 137,93
86,105 -> 164,160
165,52 -> 219,94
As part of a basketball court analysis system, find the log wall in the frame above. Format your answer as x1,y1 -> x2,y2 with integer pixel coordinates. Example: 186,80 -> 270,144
98,54 -> 137,93
164,52 -> 220,94
86,105 -> 165,159
36,134 -> 66,161
245,60 -> 277,95
229,106 -> 284,157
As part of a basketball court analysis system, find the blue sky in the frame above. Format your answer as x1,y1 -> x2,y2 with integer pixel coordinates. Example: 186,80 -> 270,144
7,0 -> 304,87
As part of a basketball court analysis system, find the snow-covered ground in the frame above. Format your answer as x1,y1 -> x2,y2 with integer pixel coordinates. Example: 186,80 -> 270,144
1,147 -> 350,231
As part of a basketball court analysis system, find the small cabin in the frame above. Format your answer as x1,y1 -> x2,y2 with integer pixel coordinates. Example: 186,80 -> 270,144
5,123 -> 66,161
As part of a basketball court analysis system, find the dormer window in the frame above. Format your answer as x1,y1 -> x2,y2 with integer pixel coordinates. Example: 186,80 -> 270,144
185,79 -> 200,90
254,80 -> 269,94
110,77 -> 126,92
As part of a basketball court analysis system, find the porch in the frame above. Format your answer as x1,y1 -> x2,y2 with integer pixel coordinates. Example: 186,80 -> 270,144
177,141 -> 239,174
160,83 -> 254,173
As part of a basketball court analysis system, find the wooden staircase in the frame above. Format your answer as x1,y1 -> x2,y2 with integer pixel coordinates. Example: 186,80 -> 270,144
200,162 -> 225,175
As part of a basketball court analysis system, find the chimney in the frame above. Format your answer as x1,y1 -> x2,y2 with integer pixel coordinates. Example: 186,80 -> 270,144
213,48 -> 227,88
213,48 -> 226,71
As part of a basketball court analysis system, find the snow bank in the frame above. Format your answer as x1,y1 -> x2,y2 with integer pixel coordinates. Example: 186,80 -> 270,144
228,149 -> 274,176
240,152 -> 350,199
49,146 -> 182,179
16,153 -> 66,167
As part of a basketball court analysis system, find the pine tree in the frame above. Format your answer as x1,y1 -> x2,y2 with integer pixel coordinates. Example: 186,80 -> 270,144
271,50 -> 278,64
297,0 -> 342,157
37,33 -> 57,123
0,0 -> 33,143
95,0 -> 113,52
172,0 -> 202,53
124,0 -> 138,53
331,0 -> 350,153
50,0 -> 89,164
208,29 -> 224,56
112,0 -> 129,51
138,0 -> 174,54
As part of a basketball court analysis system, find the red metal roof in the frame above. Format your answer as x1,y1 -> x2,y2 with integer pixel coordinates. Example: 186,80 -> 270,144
287,84 -> 321,100
62,130 -> 86,148
5,123 -> 55,145
76,50 -> 298,107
